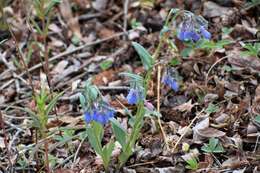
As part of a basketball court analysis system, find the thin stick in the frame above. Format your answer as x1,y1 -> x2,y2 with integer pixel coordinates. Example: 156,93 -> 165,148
72,136 -> 87,168
157,65 -> 169,150
171,109 -> 204,153
6,23 -> 36,96
205,56 -> 228,87
0,111 -> 12,168
123,0 -> 129,40
0,30 -> 129,90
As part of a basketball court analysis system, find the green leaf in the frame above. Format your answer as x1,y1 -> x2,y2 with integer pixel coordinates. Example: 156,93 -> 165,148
185,158 -> 198,170
208,138 -> 218,149
86,123 -> 103,155
222,27 -> 233,35
201,138 -> 225,153
45,0 -> 61,16
255,115 -> 260,123
181,47 -> 193,57
130,18 -> 142,29
205,103 -> 219,114
119,72 -> 144,83
102,141 -> 115,169
46,91 -> 64,116
132,42 -> 154,70
170,58 -> 180,66
100,60 -> 113,70
111,118 -> 127,150
214,144 -> 225,153
0,39 -> 7,45
215,39 -> 232,48
71,34 -> 80,46
79,93 -> 86,109
9,106 -> 41,129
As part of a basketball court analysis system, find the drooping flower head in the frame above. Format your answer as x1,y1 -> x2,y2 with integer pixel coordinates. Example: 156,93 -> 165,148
177,14 -> 211,42
84,102 -> 115,125
126,87 -> 144,105
162,67 -> 179,92
81,79 -> 115,125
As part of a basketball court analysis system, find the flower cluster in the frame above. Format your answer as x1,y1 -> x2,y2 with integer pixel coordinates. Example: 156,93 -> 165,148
126,88 -> 144,105
177,17 -> 211,42
162,67 -> 179,92
162,74 -> 179,92
84,103 -> 115,125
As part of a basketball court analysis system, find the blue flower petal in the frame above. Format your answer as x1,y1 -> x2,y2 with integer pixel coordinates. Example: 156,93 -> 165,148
162,75 -> 179,92
200,26 -> 211,39
189,31 -> 200,41
84,111 -> 92,123
178,31 -> 186,41
170,79 -> 179,92
93,111 -> 105,125
127,88 -> 139,105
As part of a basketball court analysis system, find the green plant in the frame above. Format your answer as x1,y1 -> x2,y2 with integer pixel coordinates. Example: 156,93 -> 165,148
201,138 -> 225,153
12,89 -> 63,172
244,0 -> 260,10
205,103 -> 219,114
222,27 -> 233,36
80,80 -> 116,172
100,60 -> 113,70
181,39 -> 231,57
254,115 -> 260,124
80,8 -> 215,171
185,157 -> 199,170
86,122 -> 115,172
241,42 -> 260,58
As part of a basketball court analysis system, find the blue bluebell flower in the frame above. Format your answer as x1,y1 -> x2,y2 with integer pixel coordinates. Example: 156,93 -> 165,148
200,26 -> 211,39
84,104 -> 115,125
162,75 -> 179,92
126,88 -> 143,105
177,18 -> 211,42
84,111 -> 93,123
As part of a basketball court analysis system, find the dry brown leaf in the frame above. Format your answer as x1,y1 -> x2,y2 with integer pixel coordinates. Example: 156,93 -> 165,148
173,99 -> 196,112
196,127 -> 226,138
228,50 -> 260,73
60,0 -> 82,38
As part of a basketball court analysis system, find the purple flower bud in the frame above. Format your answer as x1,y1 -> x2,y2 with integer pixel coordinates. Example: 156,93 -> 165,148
200,26 -> 211,39
144,101 -> 155,111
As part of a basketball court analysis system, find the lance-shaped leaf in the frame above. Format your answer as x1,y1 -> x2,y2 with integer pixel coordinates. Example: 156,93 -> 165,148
132,42 -> 154,70
111,118 -> 127,150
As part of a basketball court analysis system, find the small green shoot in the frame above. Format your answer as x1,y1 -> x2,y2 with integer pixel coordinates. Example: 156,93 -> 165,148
130,18 -> 142,29
254,115 -> 260,124
241,43 -> 260,58
201,138 -> 225,153
100,60 -> 113,70
205,103 -> 219,114
185,157 -> 199,170
222,27 -> 233,36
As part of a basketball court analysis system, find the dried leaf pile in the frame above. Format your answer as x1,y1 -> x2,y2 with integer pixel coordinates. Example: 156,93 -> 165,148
0,0 -> 260,173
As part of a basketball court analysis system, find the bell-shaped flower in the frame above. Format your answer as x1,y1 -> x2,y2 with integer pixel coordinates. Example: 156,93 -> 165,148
200,26 -> 211,39
126,88 -> 143,105
162,74 -> 179,92
84,103 -> 115,125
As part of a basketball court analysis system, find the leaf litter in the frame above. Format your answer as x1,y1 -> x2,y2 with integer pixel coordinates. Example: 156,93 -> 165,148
0,0 -> 260,172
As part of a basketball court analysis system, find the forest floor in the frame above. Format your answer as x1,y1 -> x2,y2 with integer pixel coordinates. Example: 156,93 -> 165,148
0,0 -> 260,173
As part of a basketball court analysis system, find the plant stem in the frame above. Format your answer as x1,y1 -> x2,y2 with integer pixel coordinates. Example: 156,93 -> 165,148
156,65 -> 169,150
44,139 -> 50,173
0,111 -> 12,168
